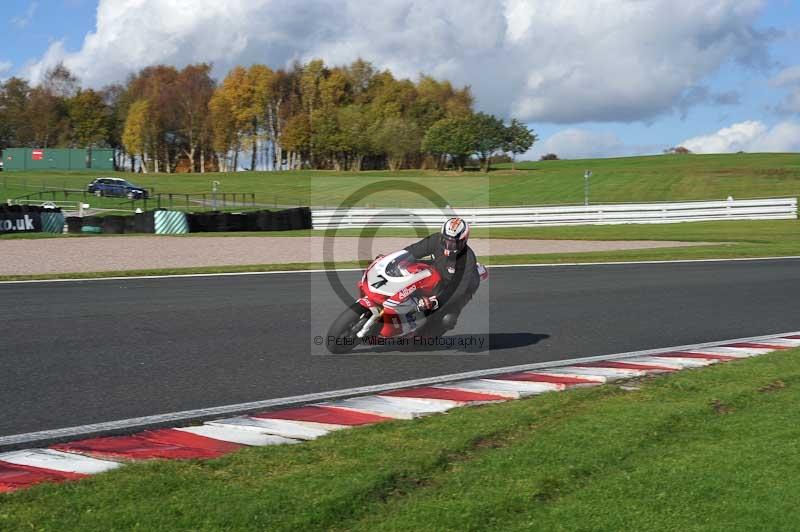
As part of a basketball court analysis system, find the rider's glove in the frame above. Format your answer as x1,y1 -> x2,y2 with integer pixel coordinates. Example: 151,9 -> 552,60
417,295 -> 439,312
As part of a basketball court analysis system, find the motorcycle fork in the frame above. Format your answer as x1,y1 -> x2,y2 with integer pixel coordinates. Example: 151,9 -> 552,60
356,306 -> 384,339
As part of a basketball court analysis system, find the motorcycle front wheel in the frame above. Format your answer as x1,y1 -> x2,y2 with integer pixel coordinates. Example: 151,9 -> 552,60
325,302 -> 370,354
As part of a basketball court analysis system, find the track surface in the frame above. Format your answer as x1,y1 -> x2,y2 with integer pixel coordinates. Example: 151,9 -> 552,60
2,258 -> 799,437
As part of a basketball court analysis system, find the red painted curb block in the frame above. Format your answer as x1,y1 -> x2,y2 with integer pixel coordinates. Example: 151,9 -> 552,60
0,461 -> 86,492
52,429 -> 242,461
490,372 -> 600,386
380,387 -> 507,402
253,406 -> 393,425
723,342 -> 792,350
576,361 -> 678,372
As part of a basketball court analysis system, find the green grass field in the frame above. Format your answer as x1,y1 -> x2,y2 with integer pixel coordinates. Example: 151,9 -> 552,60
3,347 -> 799,530
2,152 -> 799,209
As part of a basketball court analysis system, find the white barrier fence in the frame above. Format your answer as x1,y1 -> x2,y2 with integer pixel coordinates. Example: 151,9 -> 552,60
312,197 -> 798,229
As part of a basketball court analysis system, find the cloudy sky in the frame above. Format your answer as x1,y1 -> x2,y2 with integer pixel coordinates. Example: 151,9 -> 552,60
2,0 -> 799,159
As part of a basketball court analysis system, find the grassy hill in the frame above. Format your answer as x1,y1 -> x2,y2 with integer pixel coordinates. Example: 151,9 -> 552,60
2,152 -> 798,209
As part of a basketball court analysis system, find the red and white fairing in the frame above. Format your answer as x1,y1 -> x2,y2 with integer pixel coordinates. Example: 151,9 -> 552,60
357,250 -> 441,337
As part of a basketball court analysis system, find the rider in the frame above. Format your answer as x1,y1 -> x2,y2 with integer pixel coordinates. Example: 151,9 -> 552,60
404,217 -> 480,332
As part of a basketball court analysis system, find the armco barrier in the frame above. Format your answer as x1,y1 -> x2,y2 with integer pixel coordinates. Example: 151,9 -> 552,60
311,198 -> 798,229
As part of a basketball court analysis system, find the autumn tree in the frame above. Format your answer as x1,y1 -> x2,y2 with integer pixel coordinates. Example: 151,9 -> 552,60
422,117 -> 476,171
126,65 -> 179,172
42,63 -> 79,99
0,77 -> 32,151
372,117 -> 421,171
122,99 -> 153,173
172,64 -> 214,172
67,89 -> 109,147
0,56 -> 534,174
25,86 -> 67,148
281,113 -> 311,169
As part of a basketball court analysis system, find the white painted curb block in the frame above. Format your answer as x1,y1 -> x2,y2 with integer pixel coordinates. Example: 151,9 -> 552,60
0,449 -> 122,474
175,426 -> 299,446
324,396 -> 458,419
208,417 -> 343,440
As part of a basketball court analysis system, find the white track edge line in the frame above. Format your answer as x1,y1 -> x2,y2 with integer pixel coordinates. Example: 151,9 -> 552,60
2,256 -> 799,284
2,329 -> 797,448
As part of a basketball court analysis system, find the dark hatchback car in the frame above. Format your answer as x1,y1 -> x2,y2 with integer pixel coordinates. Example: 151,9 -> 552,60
87,177 -> 149,199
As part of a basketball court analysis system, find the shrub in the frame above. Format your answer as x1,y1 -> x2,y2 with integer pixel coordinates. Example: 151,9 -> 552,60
664,146 -> 692,154
540,153 -> 559,161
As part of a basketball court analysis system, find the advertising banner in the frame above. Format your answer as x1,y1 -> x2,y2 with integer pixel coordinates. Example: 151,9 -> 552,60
0,210 -> 42,233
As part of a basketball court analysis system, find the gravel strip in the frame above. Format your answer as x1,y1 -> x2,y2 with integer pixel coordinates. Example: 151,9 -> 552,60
0,236 -> 716,275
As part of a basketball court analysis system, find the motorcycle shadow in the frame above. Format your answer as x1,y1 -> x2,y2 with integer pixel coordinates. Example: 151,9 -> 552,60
350,332 -> 550,355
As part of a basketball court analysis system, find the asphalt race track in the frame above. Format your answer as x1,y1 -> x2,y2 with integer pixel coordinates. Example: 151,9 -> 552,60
2,258 -> 799,437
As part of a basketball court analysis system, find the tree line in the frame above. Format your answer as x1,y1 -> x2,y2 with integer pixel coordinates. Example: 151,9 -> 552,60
0,59 -> 536,173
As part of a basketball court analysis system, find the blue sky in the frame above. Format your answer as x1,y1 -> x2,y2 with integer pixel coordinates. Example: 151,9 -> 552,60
2,0 -> 799,157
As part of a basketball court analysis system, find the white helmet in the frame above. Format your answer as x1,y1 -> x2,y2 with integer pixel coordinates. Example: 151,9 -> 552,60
440,217 -> 469,256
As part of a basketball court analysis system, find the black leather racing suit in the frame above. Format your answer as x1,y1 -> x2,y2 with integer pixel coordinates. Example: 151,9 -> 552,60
404,234 -> 480,331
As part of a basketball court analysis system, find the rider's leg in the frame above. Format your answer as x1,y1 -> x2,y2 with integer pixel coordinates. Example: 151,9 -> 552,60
440,272 -> 480,331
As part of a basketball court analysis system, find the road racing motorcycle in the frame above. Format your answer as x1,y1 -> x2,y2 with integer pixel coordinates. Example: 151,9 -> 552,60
325,250 -> 488,353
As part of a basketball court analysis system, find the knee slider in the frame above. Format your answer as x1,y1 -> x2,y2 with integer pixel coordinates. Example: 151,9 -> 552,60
441,312 -> 458,330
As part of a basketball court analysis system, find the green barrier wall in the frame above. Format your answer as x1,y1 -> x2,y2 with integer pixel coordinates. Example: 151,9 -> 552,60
2,148 -> 115,171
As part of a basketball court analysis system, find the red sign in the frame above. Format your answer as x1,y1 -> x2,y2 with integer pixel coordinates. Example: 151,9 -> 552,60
31,150 -> 43,161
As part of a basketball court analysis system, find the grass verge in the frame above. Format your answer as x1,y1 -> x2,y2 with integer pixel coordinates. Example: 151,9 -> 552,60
2,348 -> 800,530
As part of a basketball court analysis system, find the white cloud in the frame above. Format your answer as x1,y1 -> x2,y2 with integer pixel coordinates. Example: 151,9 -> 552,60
12,1 -> 38,29
0,61 -> 12,74
681,120 -> 800,153
526,128 -> 661,159
771,65 -> 800,115
771,65 -> 800,87
22,0 -> 771,124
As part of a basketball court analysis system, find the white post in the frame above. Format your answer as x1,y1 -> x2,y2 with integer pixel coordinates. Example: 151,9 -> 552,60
584,170 -> 592,206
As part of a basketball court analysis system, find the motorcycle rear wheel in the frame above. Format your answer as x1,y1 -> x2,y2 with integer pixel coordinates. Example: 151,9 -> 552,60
326,302 -> 370,354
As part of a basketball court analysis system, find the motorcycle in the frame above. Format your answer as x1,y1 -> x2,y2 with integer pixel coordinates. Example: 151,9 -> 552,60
325,249 -> 488,354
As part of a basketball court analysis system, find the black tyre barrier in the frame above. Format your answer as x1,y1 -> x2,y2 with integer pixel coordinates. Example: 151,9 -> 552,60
225,212 -> 246,232
256,210 -> 274,230
102,215 -> 126,234
66,216 -> 83,234
274,210 -> 290,230
244,212 -> 259,231
81,216 -> 103,234
64,207 -> 313,235
288,207 -> 307,230
186,212 -> 207,232
137,211 -> 155,233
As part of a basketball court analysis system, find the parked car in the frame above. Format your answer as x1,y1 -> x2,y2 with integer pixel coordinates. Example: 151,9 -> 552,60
87,177 -> 149,199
